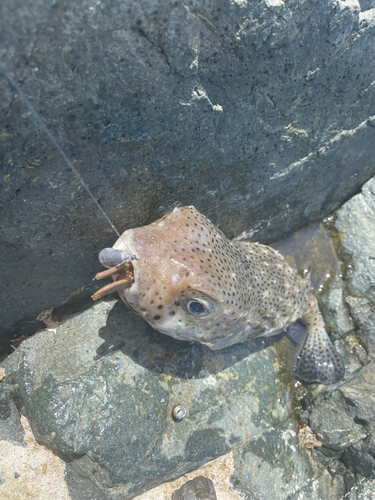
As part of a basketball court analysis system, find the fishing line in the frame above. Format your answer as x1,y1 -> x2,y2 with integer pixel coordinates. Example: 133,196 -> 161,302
0,63 -> 122,239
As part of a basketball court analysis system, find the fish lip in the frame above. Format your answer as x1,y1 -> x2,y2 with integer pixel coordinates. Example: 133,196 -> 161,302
112,234 -> 140,292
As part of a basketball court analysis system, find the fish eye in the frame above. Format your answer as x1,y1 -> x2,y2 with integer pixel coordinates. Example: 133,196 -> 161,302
181,295 -> 216,318
188,301 -> 207,314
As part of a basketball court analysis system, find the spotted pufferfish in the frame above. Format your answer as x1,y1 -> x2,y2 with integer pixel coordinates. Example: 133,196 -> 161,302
92,206 -> 344,385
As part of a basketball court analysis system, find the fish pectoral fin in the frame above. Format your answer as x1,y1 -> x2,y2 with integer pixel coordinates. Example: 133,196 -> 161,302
293,329 -> 344,385
210,324 -> 250,350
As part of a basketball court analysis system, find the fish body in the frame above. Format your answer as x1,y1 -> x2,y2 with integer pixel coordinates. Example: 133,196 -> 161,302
96,206 -> 344,385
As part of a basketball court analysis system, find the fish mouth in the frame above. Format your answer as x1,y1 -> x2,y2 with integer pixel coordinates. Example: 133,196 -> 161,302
91,246 -> 136,301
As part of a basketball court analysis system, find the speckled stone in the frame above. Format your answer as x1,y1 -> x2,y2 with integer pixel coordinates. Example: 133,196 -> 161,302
171,476 -> 216,500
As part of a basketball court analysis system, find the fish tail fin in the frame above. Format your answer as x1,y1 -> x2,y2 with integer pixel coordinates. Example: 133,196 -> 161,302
293,328 -> 344,384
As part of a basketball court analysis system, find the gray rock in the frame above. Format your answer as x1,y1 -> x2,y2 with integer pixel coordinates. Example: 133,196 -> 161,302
308,391 -> 367,453
333,178 -> 375,305
1,295 -> 353,499
2,0 -> 375,349
304,175 -> 375,484
346,295 -> 375,356
318,276 -> 354,339
171,476 -> 216,500
230,418 -> 346,500
1,298 -> 297,499
337,364 -> 375,478
327,176 -> 375,358
0,388 -> 25,446
347,478 -> 375,500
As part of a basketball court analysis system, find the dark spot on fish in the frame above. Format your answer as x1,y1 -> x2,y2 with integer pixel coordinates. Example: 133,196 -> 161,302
154,315 -> 161,320
158,305 -> 163,309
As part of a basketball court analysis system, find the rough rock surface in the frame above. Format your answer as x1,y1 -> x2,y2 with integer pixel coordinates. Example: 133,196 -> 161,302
0,296 -> 350,499
2,175 -> 375,497
1,0 -> 375,348
1,299 -> 297,499
171,476 -> 217,500
309,177 -> 375,484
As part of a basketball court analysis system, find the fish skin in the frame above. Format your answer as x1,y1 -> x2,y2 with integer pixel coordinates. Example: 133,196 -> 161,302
100,206 -> 344,385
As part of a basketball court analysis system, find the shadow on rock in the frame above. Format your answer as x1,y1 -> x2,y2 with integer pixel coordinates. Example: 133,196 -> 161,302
95,299 -> 307,380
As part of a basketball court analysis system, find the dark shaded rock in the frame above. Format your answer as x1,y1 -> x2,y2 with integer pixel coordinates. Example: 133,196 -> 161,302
1,0 -> 375,350
171,476 -> 216,500
0,388 -> 25,446
338,364 -> 375,478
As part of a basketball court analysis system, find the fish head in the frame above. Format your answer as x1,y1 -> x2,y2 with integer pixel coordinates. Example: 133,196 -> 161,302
112,206 -> 248,347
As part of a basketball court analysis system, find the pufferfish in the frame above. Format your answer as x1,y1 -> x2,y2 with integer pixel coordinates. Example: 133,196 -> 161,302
92,206 -> 344,385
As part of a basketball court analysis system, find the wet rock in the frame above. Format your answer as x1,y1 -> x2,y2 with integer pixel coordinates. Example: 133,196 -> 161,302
347,478 -> 375,500
271,222 -> 341,294
308,391 -> 367,453
333,178 -> 375,303
346,295 -> 375,357
338,364 -> 375,478
2,0 -> 375,350
1,298 -> 297,499
318,276 -> 354,339
171,476 -> 216,500
305,175 -> 375,485
327,176 -> 375,358
0,382 -> 25,446
0,292 -> 352,499
230,418 -> 346,500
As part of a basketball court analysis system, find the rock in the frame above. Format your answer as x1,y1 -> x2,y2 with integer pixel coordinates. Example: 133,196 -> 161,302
1,298 -> 296,499
327,176 -> 375,358
2,0 -> 375,349
229,418 -> 346,500
0,389 -> 25,446
0,295 -> 349,500
303,174 -> 375,485
308,391 -> 367,454
270,221 -> 341,294
338,364 -> 375,478
347,478 -> 375,500
318,276 -> 354,339
332,178 -> 375,305
134,453 -> 239,500
171,476 -> 217,500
